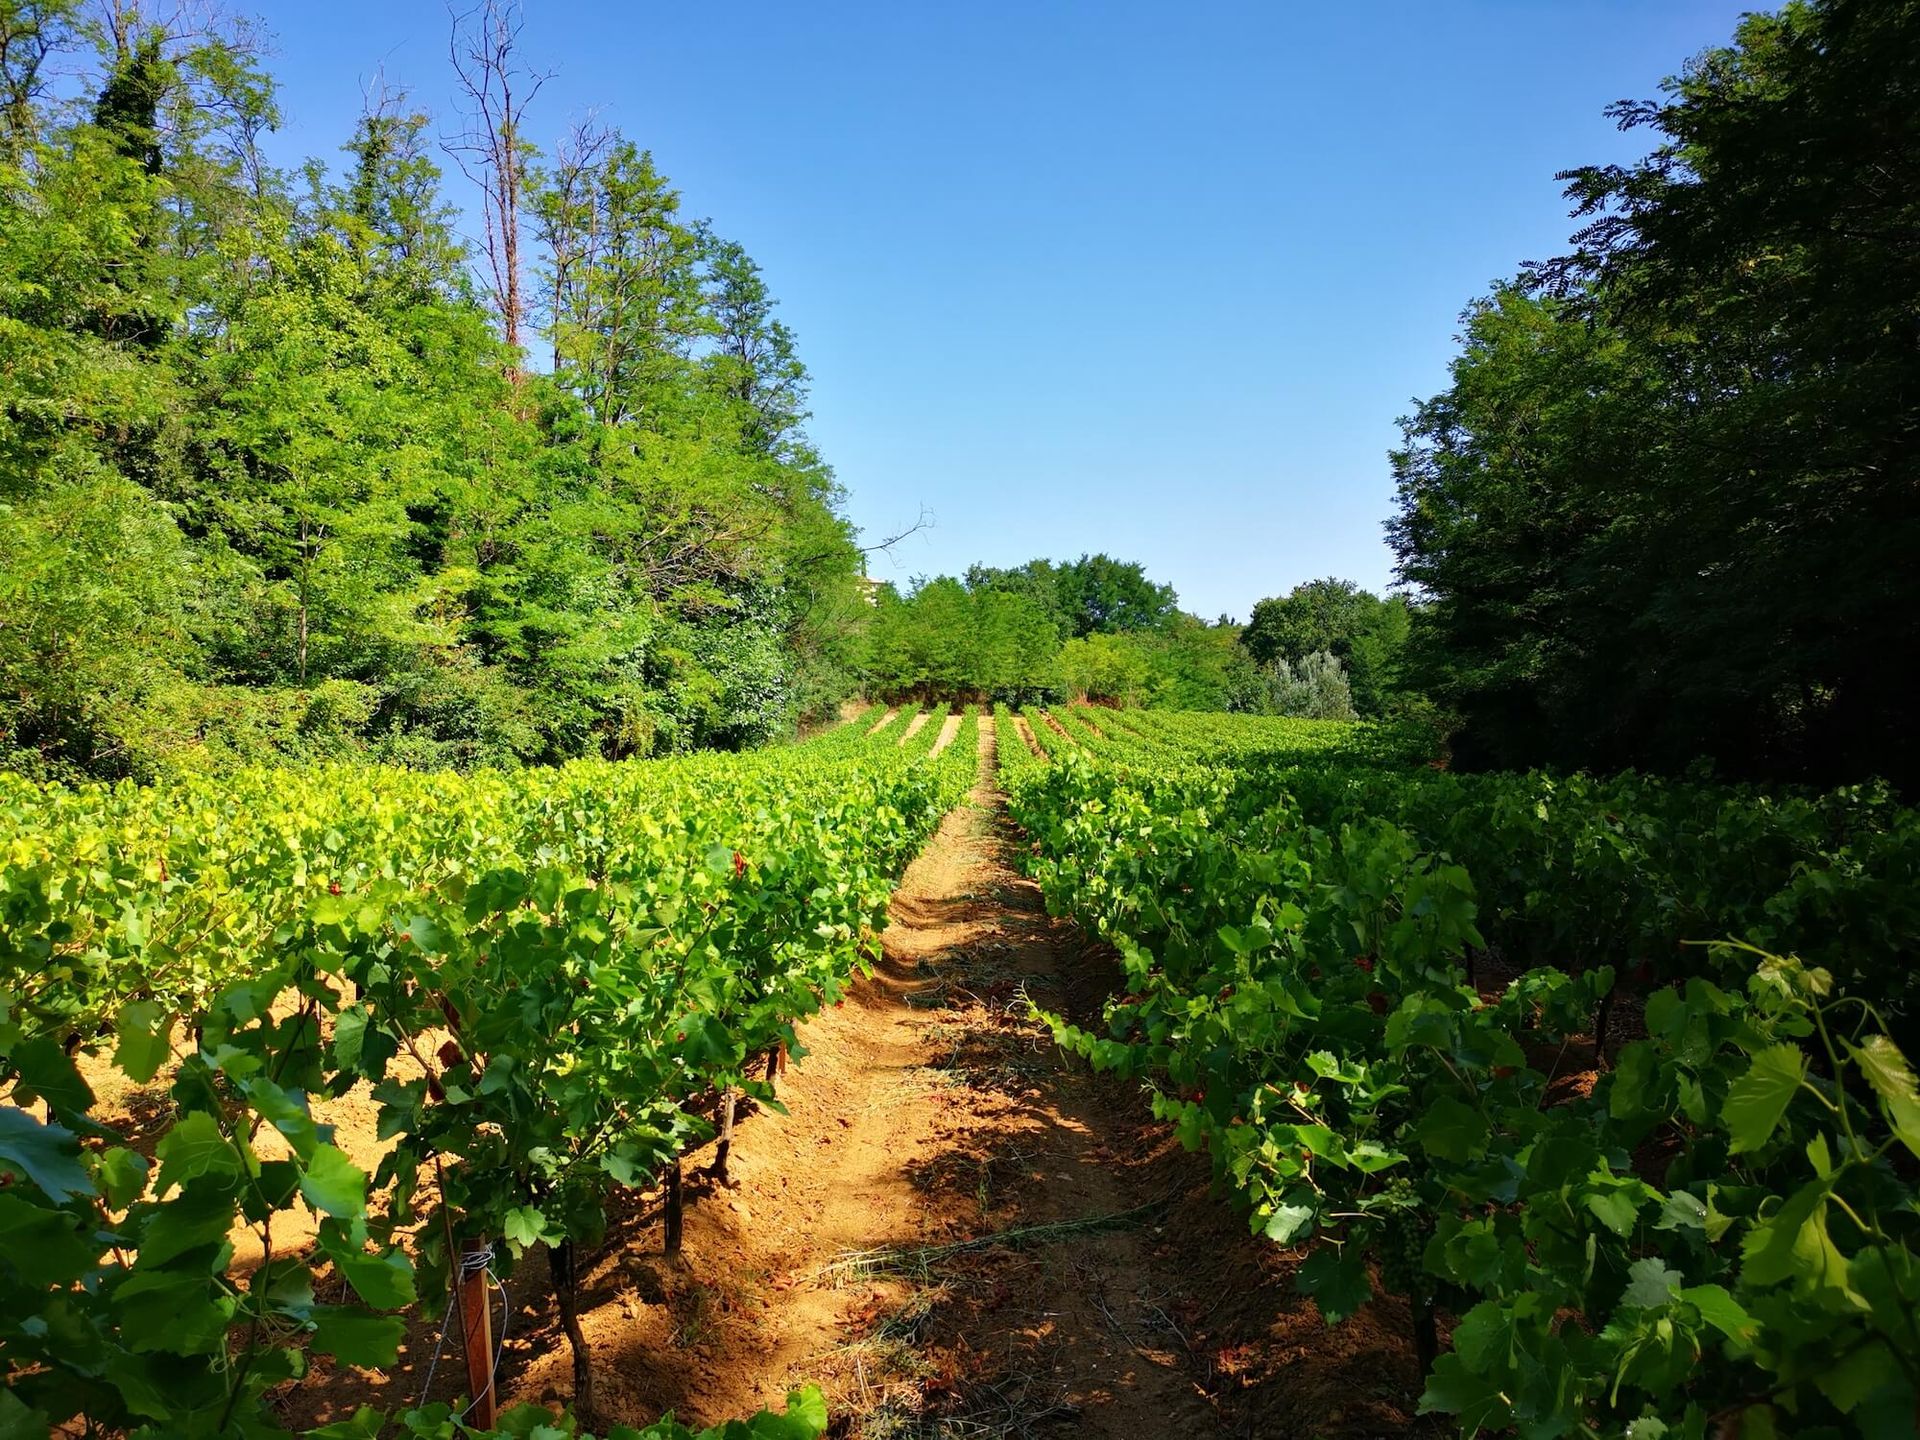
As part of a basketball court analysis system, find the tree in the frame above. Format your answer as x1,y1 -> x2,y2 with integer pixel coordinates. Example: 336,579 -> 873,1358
1392,0 -> 1920,787
700,230 -> 809,459
1242,578 -> 1409,717
0,1 -> 871,778
331,89 -> 468,304
1054,553 -> 1179,637
445,0 -> 545,364
532,133 -> 707,428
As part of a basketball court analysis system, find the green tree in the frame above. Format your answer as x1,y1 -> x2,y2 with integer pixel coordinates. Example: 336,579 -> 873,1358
1393,0 -> 1920,787
1054,553 -> 1178,637
1242,578 -> 1409,717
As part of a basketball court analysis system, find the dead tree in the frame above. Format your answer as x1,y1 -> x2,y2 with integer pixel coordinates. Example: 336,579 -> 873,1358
444,0 -> 548,367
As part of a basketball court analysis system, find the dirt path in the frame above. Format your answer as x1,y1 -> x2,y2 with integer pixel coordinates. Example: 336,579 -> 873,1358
568,720 -> 1213,1436
295,725 -> 1428,1437
899,710 -> 932,743
928,712 -> 964,756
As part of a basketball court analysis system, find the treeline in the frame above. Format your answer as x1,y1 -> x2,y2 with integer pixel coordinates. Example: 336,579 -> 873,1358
863,559 -> 1410,719
0,1 -> 866,782
1392,0 -> 1920,791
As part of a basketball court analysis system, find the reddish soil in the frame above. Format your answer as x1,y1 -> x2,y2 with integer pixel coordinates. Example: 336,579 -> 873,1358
82,722 -> 1442,1438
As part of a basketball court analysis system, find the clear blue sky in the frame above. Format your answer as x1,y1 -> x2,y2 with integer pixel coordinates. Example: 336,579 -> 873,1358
256,0 -> 1752,623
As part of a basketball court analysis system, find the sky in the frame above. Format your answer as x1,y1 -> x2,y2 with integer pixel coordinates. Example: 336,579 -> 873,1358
255,0 -> 1754,624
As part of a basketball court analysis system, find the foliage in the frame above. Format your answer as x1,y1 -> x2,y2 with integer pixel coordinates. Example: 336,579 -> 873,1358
0,722 -> 970,1436
1006,712 -> 1920,1436
0,9 -> 864,782
1239,650 -> 1357,720
1392,0 -> 1920,789
1241,579 -> 1408,717
862,577 -> 1062,704
965,554 -> 1178,639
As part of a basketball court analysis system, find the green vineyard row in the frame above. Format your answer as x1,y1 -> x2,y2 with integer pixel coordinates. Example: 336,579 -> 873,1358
1002,710 -> 1920,1438
0,708 -> 974,1438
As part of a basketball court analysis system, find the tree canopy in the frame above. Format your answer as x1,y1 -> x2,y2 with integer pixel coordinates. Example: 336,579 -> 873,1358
0,3 -> 864,781
1390,0 -> 1920,789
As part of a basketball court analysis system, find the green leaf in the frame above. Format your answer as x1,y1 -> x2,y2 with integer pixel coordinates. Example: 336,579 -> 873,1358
1584,1183 -> 1645,1239
1677,1284 -> 1757,1348
136,1178 -> 240,1269
1413,1097 -> 1488,1164
308,1306 -> 405,1367
299,1143 -> 367,1218
8,1036 -> 95,1120
1447,1300 -> 1512,1375
1621,1257 -> 1681,1309
335,1249 -> 416,1310
0,1193 -> 100,1285
745,1385 -> 830,1440
0,1106 -> 95,1201
1741,1180 -> 1850,1295
1417,1351 -> 1510,1431
0,1386 -> 51,1440
1816,1340 -> 1901,1415
95,1145 -> 152,1209
1723,1044 -> 1805,1154
154,1110 -> 239,1194
247,1076 -> 321,1160
1656,1191 -> 1707,1233
1262,1201 -> 1315,1244
114,1001 -> 175,1084
113,1271 -> 237,1355
1296,1245 -> 1371,1323
504,1204 -> 547,1250
1847,1035 -> 1920,1162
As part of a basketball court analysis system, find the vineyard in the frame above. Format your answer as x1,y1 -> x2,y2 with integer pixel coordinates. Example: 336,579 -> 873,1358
4,704 -> 1919,1437
1002,709 -> 1920,1436
0,709 -> 974,1439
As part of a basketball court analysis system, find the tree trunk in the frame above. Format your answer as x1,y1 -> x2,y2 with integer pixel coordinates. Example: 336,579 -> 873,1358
663,1158 -> 683,1256
710,1087 -> 738,1185
1411,1291 -> 1439,1378
547,1240 -> 593,1416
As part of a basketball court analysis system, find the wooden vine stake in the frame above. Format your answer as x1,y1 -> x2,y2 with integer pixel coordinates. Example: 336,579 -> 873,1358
459,1241 -> 497,1428
664,1158 -> 684,1255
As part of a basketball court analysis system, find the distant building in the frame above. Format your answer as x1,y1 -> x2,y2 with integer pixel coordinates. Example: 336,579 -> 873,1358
857,576 -> 882,606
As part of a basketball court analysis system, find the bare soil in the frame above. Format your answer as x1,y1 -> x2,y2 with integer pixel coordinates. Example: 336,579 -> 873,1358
899,711 -> 932,744
89,721 -> 1441,1438
450,723 -> 1436,1437
927,713 -> 964,757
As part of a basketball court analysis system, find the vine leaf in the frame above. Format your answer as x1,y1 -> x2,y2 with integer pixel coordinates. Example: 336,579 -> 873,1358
307,1307 -> 405,1367
1724,1044 -> 1806,1154
0,1107 -> 95,1202
1846,1035 -> 1920,1161
153,1111 -> 239,1195
1297,1244 -> 1371,1323
114,1001 -> 174,1085
299,1143 -> 367,1218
